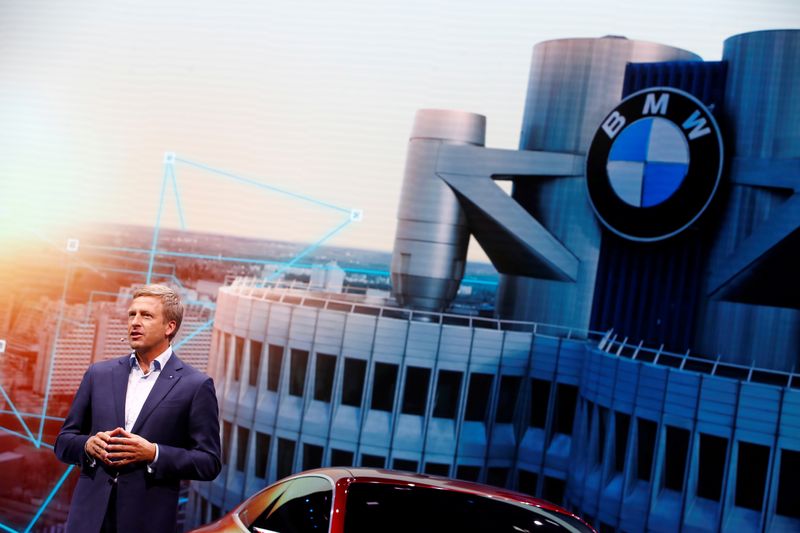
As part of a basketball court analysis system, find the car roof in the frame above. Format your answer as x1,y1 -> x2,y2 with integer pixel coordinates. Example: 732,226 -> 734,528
284,467 -> 570,515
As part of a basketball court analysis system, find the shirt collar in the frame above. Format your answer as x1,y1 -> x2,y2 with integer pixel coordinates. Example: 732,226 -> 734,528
129,346 -> 173,374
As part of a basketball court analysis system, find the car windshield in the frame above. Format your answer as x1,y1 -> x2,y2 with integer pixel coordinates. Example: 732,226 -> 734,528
237,476 -> 333,533
343,482 -> 593,533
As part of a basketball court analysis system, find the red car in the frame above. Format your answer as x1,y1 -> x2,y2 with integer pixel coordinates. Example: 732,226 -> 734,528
190,467 -> 596,533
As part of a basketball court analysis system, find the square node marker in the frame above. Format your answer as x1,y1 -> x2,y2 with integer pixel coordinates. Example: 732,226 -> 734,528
66,238 -> 80,252
164,152 -> 176,164
0,339 -> 6,353
350,209 -> 363,222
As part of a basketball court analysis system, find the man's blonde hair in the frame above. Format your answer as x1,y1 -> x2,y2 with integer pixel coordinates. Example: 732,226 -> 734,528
132,284 -> 184,340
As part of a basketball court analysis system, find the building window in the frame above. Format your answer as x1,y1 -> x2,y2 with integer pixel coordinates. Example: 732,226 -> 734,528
596,407 -> 608,466
614,412 -> 630,473
289,349 -> 309,397
553,383 -> 578,435
735,442 -> 770,511
637,418 -> 657,481
361,454 -> 385,468
776,449 -> 800,518
313,353 -> 337,402
330,448 -> 354,467
211,504 -> 221,521
255,432 -> 271,479
432,370 -> 462,419
518,469 -> 538,497
200,496 -> 208,523
341,358 -> 367,407
543,476 -> 565,505
303,443 -> 324,470
277,438 -> 296,480
529,378 -> 551,429
222,420 -> 232,464
234,336 -> 245,381
401,366 -> 431,416
495,376 -> 521,423
220,333 -> 230,372
267,344 -> 284,392
664,426 -> 689,491
456,465 -> 481,482
424,462 -> 450,476
584,400 -> 595,443
236,426 -> 250,472
697,434 -> 728,501
371,362 -> 398,412
464,373 -> 493,422
392,458 -> 418,472
487,467 -> 509,488
249,340 -> 263,387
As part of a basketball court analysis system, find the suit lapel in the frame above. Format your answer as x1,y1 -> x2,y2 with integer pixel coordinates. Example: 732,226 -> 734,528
131,354 -> 184,434
112,356 -> 130,429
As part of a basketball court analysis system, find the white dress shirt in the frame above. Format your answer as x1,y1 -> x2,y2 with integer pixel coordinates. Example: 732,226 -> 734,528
126,347 -> 171,431
126,346 -> 172,469
85,347 -> 171,470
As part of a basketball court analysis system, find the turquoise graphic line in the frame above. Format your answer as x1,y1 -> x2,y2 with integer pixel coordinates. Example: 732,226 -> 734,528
259,216 -> 353,286
80,244 -> 498,285
22,465 -> 74,533
169,163 -> 187,231
146,163 -> 171,284
84,244 -> 327,266
174,317 -> 216,350
0,465 -> 72,533
175,156 -> 352,214
0,385 -> 36,443
36,259 -> 73,447
0,426 -> 52,449
87,248 -> 176,271
0,410 -> 64,422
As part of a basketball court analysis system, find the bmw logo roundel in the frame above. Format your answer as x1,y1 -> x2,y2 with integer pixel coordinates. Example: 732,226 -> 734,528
586,87 -> 723,242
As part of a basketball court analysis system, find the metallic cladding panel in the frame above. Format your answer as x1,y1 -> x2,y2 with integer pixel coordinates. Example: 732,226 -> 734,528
497,37 -> 700,328
391,110 -> 486,311
696,30 -> 800,370
590,61 -> 727,353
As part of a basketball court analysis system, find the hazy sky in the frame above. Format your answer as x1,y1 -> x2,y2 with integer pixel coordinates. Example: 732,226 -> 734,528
1,0 -> 798,261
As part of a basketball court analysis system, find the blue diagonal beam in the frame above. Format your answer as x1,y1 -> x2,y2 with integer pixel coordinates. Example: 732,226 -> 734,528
146,164 -> 171,284
0,385 -> 36,443
175,156 -> 352,214
173,317 -> 215,349
80,244 -> 495,285
37,260 -> 73,446
0,410 -> 64,422
169,163 -> 187,230
260,217 -> 353,285
22,465 -> 75,533
0,425 -> 54,449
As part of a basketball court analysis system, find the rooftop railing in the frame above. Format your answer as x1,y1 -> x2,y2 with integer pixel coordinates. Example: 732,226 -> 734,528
223,279 -> 800,390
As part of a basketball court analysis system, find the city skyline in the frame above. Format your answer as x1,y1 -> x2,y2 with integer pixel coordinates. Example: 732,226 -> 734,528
1,1 -> 798,262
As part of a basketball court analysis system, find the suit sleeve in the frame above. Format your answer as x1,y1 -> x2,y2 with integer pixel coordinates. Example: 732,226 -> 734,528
149,376 -> 222,481
53,366 -> 95,469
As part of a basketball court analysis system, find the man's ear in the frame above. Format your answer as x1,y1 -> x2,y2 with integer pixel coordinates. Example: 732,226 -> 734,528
165,320 -> 177,338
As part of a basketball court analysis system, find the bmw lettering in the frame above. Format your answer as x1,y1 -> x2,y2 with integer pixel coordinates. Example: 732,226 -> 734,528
586,87 -> 724,241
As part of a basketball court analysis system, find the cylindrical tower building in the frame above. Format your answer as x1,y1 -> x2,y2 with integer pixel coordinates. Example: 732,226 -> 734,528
390,109 -> 486,312
497,37 -> 699,328
696,29 -> 800,370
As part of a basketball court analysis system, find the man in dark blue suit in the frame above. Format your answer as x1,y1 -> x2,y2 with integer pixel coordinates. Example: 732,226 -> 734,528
55,284 -> 222,533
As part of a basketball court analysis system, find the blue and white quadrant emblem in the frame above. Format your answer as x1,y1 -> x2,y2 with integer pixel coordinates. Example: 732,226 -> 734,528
586,87 -> 724,242
607,117 -> 689,207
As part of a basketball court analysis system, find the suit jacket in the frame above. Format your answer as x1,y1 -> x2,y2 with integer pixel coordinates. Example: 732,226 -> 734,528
54,353 -> 222,533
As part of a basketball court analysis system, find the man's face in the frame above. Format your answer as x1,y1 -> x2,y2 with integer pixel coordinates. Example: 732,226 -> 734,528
127,296 -> 176,355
